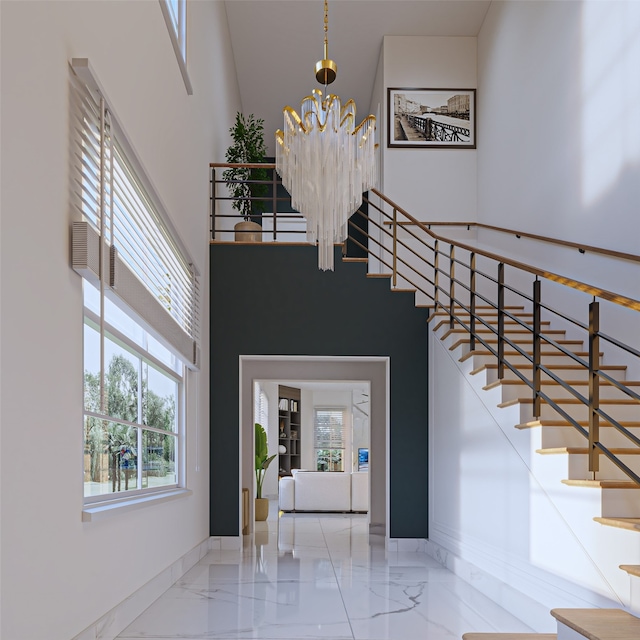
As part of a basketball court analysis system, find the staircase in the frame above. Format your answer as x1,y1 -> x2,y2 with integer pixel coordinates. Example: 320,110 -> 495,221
429,303 -> 640,636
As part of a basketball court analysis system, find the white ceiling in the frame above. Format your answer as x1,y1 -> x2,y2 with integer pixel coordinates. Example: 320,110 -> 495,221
224,0 -> 491,155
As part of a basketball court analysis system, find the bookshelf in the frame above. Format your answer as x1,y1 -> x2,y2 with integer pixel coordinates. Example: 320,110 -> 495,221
278,385 -> 301,476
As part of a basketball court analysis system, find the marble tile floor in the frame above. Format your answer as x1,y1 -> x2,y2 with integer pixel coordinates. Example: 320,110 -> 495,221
117,509 -> 533,640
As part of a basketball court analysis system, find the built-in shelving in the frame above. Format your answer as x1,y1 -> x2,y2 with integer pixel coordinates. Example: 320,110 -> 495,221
278,385 -> 301,476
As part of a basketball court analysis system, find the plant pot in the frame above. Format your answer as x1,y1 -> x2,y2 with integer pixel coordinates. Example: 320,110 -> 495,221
255,497 -> 269,521
234,220 -> 262,243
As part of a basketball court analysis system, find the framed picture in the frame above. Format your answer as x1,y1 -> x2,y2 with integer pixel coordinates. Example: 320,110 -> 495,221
387,88 -> 476,149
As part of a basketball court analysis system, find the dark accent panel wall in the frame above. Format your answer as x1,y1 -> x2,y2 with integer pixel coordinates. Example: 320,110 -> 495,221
210,244 -> 429,538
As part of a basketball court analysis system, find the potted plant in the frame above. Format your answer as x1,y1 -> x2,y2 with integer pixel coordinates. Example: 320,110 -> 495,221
255,422 -> 276,521
223,112 -> 268,242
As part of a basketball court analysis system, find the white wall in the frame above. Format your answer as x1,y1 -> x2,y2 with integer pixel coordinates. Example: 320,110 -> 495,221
0,2 -> 241,638
381,36 -> 477,220
477,0 -> 640,258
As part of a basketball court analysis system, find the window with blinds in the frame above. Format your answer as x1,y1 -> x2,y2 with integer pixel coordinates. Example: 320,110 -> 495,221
314,409 -> 345,472
70,58 -> 199,369
70,59 -> 194,503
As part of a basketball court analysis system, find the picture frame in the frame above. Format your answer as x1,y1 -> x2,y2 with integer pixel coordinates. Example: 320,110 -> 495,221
387,88 -> 476,149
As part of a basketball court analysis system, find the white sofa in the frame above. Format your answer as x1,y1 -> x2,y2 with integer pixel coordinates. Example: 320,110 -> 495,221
279,471 -> 368,512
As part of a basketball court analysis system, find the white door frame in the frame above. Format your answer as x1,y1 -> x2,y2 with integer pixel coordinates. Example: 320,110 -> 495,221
239,356 -> 390,538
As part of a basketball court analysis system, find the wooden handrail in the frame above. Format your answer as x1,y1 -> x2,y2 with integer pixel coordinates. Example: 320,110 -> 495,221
384,219 -> 640,265
370,188 -> 640,313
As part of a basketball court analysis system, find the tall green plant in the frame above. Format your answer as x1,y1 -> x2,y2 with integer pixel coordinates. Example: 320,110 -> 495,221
255,422 -> 276,499
223,113 -> 268,220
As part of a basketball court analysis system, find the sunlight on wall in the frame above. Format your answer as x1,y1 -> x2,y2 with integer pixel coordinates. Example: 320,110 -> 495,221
581,1 -> 640,205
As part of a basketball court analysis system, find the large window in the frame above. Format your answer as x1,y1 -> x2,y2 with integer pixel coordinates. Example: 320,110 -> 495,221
83,289 -> 182,498
70,60 -> 197,503
315,409 -> 345,472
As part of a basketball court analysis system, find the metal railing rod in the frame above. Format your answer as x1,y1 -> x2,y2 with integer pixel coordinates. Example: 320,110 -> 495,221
349,210 -> 437,281
594,410 -> 640,448
346,235 -> 433,300
595,444 -> 640,485
370,188 -> 640,312
597,331 -> 640,360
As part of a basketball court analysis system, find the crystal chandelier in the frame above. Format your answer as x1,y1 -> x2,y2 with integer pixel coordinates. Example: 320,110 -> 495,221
275,0 -> 378,271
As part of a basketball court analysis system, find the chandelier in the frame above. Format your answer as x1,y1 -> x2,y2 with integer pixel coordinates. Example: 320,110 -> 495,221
275,0 -> 378,271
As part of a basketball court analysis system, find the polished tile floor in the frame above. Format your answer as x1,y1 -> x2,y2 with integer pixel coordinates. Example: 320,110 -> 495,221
117,509 -> 532,640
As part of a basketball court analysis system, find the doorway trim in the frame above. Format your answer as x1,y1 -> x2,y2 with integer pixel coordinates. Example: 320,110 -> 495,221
239,356 -> 390,539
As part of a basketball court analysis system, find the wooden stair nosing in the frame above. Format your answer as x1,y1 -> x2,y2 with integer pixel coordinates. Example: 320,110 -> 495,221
561,479 -> 640,489
498,397 -> 639,408
471,363 -> 627,375
365,273 -> 392,279
483,379 -> 640,391
537,447 -> 640,455
459,350 -> 598,363
594,517 -> 640,532
620,564 -> 640,577
516,419 -> 640,429
551,607 -> 640,638
448,338 -> 584,353
391,288 -> 416,293
342,257 -> 368,263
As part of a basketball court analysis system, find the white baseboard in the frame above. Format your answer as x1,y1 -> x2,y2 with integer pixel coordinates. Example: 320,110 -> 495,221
425,536 -> 620,632
387,537 -> 427,553
72,536 -> 218,640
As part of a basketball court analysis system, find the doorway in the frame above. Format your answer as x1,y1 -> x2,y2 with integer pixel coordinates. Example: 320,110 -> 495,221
239,356 -> 389,538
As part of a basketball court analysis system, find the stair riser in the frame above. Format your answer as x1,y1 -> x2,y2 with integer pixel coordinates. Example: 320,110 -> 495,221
600,487 -> 640,518
484,367 -> 628,385
541,426 -> 640,449
515,402 -> 640,423
496,384 -> 638,403
468,353 -> 600,369
566,454 -> 640,481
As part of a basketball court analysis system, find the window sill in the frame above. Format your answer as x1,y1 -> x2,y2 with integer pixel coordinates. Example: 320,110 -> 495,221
82,488 -> 192,522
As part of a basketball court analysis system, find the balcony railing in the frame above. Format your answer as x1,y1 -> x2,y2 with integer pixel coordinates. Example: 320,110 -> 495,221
210,165 -> 640,484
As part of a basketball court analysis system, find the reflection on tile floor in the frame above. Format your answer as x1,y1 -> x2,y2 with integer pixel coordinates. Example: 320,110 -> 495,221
117,509 -> 532,640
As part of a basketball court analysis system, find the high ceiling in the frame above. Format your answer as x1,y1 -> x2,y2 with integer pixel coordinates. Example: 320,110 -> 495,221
224,0 -> 491,155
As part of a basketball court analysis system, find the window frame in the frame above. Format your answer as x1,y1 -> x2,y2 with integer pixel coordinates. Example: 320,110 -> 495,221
314,407 -> 346,472
159,0 -> 193,95
70,59 -> 195,512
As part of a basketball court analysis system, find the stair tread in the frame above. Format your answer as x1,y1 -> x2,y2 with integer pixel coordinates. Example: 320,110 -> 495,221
516,420 -> 640,429
342,257 -> 368,263
462,635 -> 556,640
366,273 -> 392,278
620,564 -> 640,576
561,479 -> 640,488
551,607 -> 640,639
478,363 -> 627,371
498,397 -> 638,408
538,447 -> 640,455
594,517 -> 640,532
484,379 -> 640,390
391,288 -> 416,293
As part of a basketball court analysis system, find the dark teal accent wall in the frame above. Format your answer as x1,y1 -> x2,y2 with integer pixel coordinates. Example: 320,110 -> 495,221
210,244 -> 429,537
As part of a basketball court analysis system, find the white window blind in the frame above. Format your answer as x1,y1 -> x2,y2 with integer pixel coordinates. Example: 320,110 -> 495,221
315,409 -> 345,449
70,59 -> 199,369
315,408 -> 345,472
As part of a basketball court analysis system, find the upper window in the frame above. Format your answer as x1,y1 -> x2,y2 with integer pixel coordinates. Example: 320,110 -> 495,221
159,0 -> 193,95
315,408 -> 345,472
